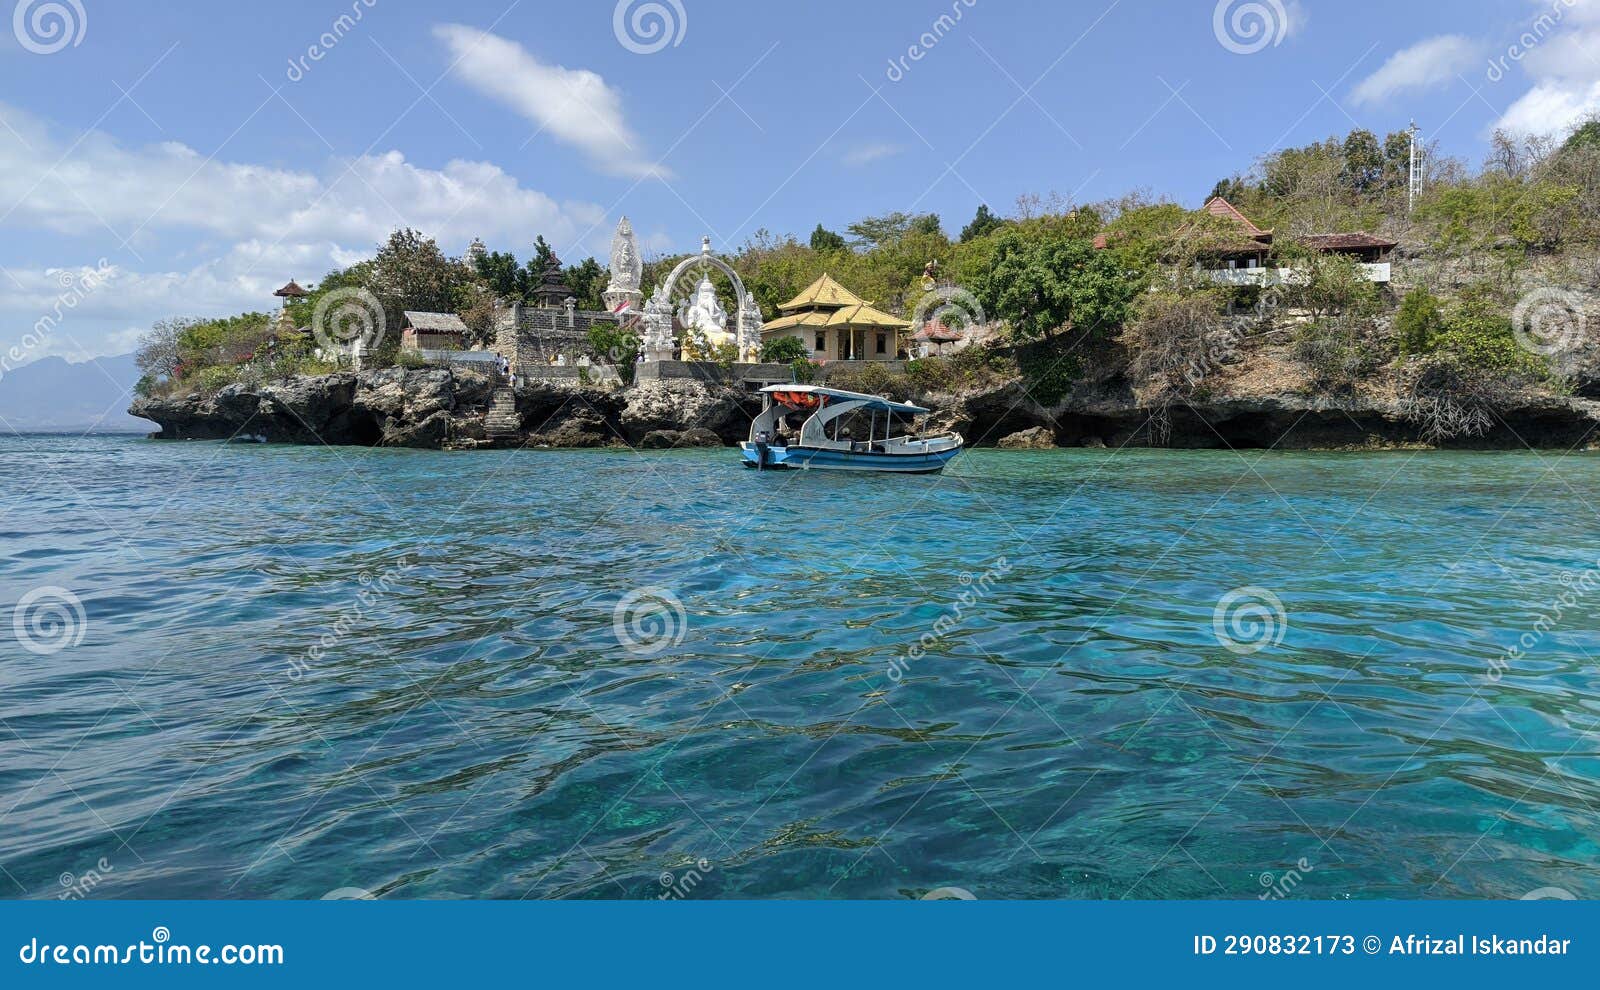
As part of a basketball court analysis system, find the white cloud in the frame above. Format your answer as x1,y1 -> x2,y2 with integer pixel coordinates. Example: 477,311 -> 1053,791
842,143 -> 905,167
0,104 -> 605,249
0,103 -> 613,361
1491,0 -> 1600,136
1350,35 -> 1483,106
432,23 -> 665,180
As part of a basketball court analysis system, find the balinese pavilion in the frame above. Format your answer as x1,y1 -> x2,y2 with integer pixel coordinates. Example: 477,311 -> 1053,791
761,274 -> 911,362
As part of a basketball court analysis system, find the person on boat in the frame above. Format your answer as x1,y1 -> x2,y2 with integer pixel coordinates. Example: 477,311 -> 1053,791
772,426 -> 789,447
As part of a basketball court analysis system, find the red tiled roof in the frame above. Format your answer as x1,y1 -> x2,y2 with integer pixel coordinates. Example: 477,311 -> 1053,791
1202,196 -> 1271,238
273,279 -> 309,297
913,323 -> 964,343
1302,232 -> 1398,251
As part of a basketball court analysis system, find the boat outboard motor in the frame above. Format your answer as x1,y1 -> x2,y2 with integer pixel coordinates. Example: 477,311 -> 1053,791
754,429 -> 771,470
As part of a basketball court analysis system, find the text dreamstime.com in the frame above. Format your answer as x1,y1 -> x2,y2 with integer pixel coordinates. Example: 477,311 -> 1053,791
19,929 -> 284,967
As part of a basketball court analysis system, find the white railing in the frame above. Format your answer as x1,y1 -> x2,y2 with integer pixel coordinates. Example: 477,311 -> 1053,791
1204,262 -> 1391,286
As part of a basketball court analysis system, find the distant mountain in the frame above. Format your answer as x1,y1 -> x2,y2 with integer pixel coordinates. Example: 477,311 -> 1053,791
0,353 -> 150,433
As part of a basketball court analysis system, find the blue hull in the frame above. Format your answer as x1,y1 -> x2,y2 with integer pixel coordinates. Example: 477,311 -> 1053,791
740,444 -> 961,474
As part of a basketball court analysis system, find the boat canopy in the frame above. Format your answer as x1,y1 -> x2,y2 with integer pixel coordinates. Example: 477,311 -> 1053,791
758,383 -> 928,416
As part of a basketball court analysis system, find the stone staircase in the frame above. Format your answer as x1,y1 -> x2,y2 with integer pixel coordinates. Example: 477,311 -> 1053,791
485,387 -> 520,438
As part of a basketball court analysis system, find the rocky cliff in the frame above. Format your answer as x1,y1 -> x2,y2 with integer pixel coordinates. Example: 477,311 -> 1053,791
129,361 -> 1600,452
129,369 -> 762,450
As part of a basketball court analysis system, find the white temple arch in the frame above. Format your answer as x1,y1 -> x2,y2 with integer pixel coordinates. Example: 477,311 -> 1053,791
638,237 -> 763,364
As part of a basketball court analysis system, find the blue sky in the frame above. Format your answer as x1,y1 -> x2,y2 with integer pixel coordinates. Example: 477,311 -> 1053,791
1,0 -> 1596,364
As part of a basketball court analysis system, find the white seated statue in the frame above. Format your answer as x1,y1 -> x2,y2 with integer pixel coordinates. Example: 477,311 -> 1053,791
679,275 -> 736,359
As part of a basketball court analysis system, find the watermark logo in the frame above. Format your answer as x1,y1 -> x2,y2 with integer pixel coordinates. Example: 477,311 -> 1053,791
321,886 -> 376,900
1487,0 -> 1578,84
1491,564 -> 1597,683
311,287 -> 385,357
885,0 -> 979,83
1212,0 -> 1288,55
613,0 -> 686,55
888,558 -> 1011,683
612,586 -> 687,656
58,858 -> 114,900
1258,857 -> 1313,899
0,259 -> 116,385
12,0 -> 86,55
922,886 -> 976,900
657,858 -> 712,899
1521,886 -> 1576,900
1212,586 -> 1286,655
13,585 -> 86,656
285,0 -> 377,83
910,284 -> 986,339
1512,286 -> 1587,357
285,558 -> 414,681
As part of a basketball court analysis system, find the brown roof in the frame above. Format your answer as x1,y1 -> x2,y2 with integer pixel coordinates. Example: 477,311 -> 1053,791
1302,232 -> 1398,251
1202,196 -> 1272,239
403,311 -> 469,334
912,323 -> 964,343
274,279 -> 310,298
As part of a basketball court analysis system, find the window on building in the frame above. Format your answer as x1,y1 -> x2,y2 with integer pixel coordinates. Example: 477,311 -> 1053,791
876,332 -> 887,354
814,332 -> 825,352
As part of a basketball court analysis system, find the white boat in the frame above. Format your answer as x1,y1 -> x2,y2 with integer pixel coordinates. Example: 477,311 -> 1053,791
739,384 -> 963,474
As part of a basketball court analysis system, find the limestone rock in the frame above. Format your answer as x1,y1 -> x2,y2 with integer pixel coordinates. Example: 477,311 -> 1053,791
998,426 -> 1058,450
620,379 -> 755,443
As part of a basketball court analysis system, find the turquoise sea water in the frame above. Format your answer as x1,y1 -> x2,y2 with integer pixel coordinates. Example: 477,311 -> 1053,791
2,435 -> 1599,900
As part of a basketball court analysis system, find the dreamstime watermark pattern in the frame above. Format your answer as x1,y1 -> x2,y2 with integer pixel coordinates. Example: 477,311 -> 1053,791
12,0 -> 86,55
1211,586 -> 1287,656
910,284 -> 986,338
884,0 -> 979,83
613,0 -> 686,56
311,287 -> 387,359
284,558 -> 414,680
1521,886 -> 1577,900
887,557 -> 1011,683
1212,0 -> 1288,56
12,585 -> 87,656
57,857 -> 114,900
1511,286 -> 1588,358
1258,857 -> 1313,900
612,586 -> 687,656
657,858 -> 712,899
285,0 -> 377,83
1490,560 -> 1598,683
921,885 -> 977,900
0,259 -> 116,384
1487,0 -> 1579,84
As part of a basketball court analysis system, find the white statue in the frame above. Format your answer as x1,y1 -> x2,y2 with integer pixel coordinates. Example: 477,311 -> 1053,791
679,276 -> 736,360
603,216 -> 644,312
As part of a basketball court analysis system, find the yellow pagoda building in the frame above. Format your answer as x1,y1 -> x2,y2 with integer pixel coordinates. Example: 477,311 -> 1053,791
761,274 -> 911,362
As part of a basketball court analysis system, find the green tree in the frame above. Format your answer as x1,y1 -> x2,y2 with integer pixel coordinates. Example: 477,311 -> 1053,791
1341,129 -> 1384,194
1562,118 -> 1600,153
975,228 -> 1140,341
364,228 -> 474,352
1209,177 -> 1248,202
760,335 -> 809,362
134,317 -> 191,382
809,224 -> 846,253
1395,288 -> 1443,358
563,257 -> 608,311
959,204 -> 1004,242
847,211 -> 938,248
474,249 -> 527,300
588,320 -> 639,385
